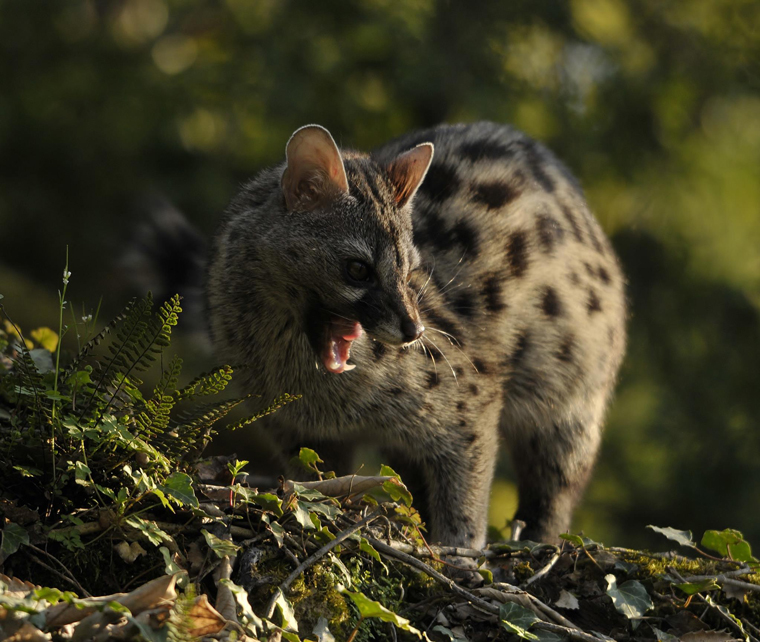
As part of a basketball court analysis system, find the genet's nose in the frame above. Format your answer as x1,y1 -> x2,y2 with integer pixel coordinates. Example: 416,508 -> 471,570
401,317 -> 425,342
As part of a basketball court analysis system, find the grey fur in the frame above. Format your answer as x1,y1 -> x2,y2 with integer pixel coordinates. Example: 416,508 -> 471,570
206,122 -> 626,547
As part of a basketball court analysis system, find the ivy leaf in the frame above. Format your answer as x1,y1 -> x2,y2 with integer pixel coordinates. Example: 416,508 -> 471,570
605,574 -> 653,619
674,579 -> 720,595
219,578 -> 265,631
247,491 -> 284,517
125,516 -> 172,547
290,500 -> 315,530
344,590 -> 424,638
201,529 -> 241,559
647,525 -> 694,547
382,478 -> 413,507
296,447 -> 323,475
701,529 -> 757,564
313,616 -> 336,642
272,588 -> 299,633
158,472 -> 199,508
1,522 -> 29,561
499,602 -> 539,640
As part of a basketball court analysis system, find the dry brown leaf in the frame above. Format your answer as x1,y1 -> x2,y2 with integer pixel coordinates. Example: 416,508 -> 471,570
187,594 -> 226,637
680,631 -> 739,642
0,574 -> 39,598
114,540 -> 147,563
555,589 -> 580,610
3,621 -> 51,641
723,583 -> 750,602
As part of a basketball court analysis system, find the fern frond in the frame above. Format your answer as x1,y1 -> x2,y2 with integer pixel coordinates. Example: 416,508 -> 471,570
61,298 -> 135,381
228,393 -> 301,430
174,365 -> 233,401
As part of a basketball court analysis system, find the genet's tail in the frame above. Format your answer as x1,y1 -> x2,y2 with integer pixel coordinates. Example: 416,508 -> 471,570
120,195 -> 208,334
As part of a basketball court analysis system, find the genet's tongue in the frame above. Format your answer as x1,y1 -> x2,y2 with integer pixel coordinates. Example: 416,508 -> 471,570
322,318 -> 363,374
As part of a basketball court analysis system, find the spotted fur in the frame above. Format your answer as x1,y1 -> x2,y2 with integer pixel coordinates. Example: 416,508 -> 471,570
206,122 -> 626,547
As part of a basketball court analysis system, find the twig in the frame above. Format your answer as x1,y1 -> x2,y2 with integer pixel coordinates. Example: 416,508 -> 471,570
367,537 -> 600,642
680,567 -> 755,582
669,569 -> 759,642
28,544 -> 92,597
27,553 -> 91,597
265,507 -> 384,619
374,540 -> 497,559
525,550 -> 561,586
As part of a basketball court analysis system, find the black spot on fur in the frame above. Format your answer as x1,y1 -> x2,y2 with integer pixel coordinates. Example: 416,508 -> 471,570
509,331 -> 529,367
583,216 -> 605,255
469,383 -> 480,396
451,290 -> 477,319
458,418 -> 467,428
481,273 -> 506,312
568,271 -> 580,286
540,287 -> 563,318
472,181 -> 518,210
459,139 -> 514,161
507,231 -> 529,278
584,262 -> 595,277
560,204 -> 584,243
557,335 -> 574,362
587,289 -> 602,314
414,204 -> 449,251
389,387 -> 404,396
608,326 -> 615,345
419,162 -> 461,204
472,358 -> 487,374
536,213 -> 565,253
464,432 -> 478,445
426,371 -> 439,388
598,266 -> 611,285
457,401 -> 467,412
372,342 -> 387,360
519,140 -> 555,192
451,219 -> 480,257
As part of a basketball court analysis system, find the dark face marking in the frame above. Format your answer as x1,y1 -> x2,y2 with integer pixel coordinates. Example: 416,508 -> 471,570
451,290 -> 477,319
559,204 -> 584,243
506,230 -> 529,278
587,289 -> 602,314
472,180 -> 518,210
459,139 -> 514,161
481,273 -> 506,313
556,334 -> 574,362
451,219 -> 480,257
540,286 -> 563,318
372,341 -> 387,360
472,358 -> 487,374
536,213 -> 565,253
418,162 -> 461,204
426,371 -> 440,387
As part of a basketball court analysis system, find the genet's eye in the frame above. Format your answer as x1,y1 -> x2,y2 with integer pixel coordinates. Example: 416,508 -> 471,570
346,259 -> 372,283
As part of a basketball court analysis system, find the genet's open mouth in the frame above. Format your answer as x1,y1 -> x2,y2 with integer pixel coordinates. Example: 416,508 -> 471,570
321,316 -> 363,373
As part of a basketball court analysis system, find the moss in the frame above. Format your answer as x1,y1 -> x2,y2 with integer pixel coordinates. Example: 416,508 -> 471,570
513,560 -> 535,584
614,550 -> 713,580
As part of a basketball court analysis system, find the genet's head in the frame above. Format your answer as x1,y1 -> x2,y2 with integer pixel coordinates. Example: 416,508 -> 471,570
279,125 -> 434,373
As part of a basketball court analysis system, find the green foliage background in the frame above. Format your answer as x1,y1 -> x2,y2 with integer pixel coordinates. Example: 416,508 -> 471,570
1,0 -> 759,549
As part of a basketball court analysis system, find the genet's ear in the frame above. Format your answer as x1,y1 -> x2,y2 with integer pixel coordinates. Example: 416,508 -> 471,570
386,143 -> 434,208
282,125 -> 349,211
